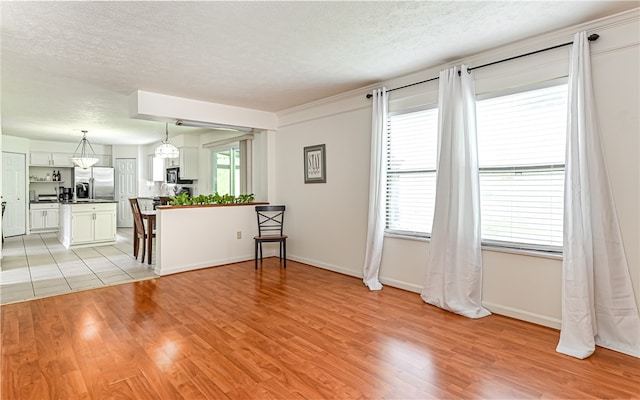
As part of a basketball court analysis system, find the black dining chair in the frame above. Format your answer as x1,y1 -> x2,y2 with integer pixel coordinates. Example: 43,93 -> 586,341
254,205 -> 287,269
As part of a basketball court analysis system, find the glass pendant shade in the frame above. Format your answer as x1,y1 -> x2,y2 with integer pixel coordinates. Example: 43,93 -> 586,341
70,130 -> 99,169
155,123 -> 179,158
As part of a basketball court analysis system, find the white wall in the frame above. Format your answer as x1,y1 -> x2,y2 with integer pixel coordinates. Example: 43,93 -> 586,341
275,9 -> 640,329
156,204 -> 258,275
277,106 -> 371,274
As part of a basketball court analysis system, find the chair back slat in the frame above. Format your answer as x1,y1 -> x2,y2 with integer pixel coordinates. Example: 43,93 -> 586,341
255,205 -> 285,236
129,198 -> 146,236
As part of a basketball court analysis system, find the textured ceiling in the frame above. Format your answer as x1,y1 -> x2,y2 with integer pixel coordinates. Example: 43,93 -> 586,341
1,1 -> 636,145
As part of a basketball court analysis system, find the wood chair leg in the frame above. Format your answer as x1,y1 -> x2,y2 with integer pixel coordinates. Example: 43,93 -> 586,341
283,239 -> 286,268
255,240 -> 258,269
147,235 -> 153,264
140,235 -> 146,264
133,232 -> 139,259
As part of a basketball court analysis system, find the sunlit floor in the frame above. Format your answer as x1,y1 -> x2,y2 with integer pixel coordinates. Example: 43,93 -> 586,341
0,228 -> 157,305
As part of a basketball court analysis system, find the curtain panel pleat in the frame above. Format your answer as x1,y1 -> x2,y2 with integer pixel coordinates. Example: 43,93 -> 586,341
420,65 -> 490,319
362,88 -> 388,291
556,31 -> 640,359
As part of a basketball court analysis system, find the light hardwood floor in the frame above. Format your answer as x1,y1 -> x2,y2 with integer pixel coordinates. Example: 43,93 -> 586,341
2,258 -> 639,399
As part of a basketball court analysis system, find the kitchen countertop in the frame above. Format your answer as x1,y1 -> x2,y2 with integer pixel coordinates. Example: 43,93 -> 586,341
31,200 -> 118,205
59,199 -> 118,204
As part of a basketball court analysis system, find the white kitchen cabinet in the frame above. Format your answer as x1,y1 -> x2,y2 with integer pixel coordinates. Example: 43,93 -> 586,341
162,147 -> 198,179
70,211 -> 94,243
179,147 -> 199,179
70,209 -> 114,243
31,151 -> 111,167
94,211 -> 116,241
31,152 -> 74,167
30,152 -> 51,166
58,202 -> 117,248
147,155 -> 165,181
30,203 -> 59,232
51,152 -> 74,166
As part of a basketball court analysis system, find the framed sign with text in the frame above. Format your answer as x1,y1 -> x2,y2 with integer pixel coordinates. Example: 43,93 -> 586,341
304,144 -> 326,183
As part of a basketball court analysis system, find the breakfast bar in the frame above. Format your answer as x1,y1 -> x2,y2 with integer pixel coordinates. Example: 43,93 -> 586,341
154,203 -> 264,275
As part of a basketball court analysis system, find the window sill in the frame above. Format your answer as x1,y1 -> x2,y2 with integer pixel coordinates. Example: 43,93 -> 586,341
384,232 -> 563,261
480,244 -> 562,261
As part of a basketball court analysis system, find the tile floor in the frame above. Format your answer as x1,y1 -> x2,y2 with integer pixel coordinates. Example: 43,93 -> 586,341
0,228 -> 157,305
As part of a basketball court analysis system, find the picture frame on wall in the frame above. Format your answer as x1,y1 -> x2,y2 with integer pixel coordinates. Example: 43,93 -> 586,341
304,144 -> 326,183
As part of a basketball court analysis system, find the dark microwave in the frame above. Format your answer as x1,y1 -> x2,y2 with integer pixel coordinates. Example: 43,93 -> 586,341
166,167 -> 193,184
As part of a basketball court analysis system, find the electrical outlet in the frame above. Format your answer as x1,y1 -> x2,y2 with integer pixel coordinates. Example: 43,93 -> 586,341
236,231 -> 242,240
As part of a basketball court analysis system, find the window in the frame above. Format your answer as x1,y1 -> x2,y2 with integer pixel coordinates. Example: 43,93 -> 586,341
206,135 -> 253,197
211,145 -> 241,196
386,108 -> 438,236
385,81 -> 567,252
477,82 -> 567,251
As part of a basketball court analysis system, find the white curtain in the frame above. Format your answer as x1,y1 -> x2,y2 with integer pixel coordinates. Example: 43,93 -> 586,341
420,66 -> 490,319
363,88 -> 388,291
556,32 -> 640,359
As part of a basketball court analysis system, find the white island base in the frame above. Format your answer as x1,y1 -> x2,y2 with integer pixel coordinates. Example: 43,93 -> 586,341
58,201 -> 117,249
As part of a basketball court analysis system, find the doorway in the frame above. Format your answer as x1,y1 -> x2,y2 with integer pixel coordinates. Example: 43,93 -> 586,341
116,158 -> 136,228
2,152 -> 27,237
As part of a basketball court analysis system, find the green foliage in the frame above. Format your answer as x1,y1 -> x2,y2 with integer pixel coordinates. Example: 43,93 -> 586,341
169,193 -> 256,206
236,193 -> 255,203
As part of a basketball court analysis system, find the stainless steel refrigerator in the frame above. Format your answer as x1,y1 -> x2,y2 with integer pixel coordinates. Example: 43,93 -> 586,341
73,167 -> 115,200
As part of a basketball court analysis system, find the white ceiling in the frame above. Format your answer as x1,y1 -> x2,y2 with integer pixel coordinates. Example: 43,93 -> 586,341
1,1 -> 636,146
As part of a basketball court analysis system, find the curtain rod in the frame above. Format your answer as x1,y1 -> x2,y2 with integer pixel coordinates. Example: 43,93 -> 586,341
365,33 -> 599,99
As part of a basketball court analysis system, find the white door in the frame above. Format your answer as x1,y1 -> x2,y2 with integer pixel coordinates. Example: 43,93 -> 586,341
2,152 -> 27,236
115,158 -> 136,228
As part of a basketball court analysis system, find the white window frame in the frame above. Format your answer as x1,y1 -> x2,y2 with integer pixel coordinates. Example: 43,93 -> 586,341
211,144 -> 241,196
384,78 -> 568,256
385,105 -> 438,238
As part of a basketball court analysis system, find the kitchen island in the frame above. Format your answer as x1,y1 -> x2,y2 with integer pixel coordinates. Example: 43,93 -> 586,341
58,200 -> 117,249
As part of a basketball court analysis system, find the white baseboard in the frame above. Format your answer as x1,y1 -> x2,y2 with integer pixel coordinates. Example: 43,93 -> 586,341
379,277 -> 422,293
482,301 -> 561,330
158,254 -> 254,276
288,254 -> 363,279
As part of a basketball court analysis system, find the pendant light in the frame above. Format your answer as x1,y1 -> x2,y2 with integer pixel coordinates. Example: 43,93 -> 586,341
70,130 -> 99,169
155,123 -> 179,158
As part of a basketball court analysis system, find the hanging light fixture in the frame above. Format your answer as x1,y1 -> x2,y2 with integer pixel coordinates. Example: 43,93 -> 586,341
155,123 -> 179,158
70,130 -> 99,169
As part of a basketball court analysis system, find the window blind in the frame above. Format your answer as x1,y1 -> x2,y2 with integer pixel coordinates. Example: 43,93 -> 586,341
477,83 -> 568,250
386,108 -> 438,236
